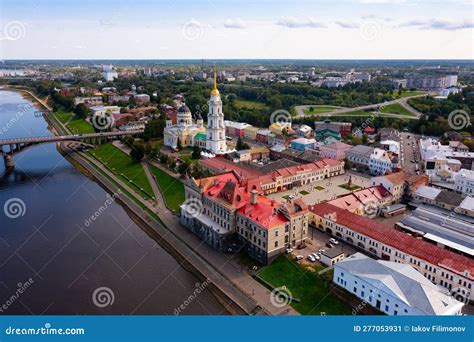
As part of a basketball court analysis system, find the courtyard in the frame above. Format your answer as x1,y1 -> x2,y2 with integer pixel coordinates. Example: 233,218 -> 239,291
266,172 -> 371,205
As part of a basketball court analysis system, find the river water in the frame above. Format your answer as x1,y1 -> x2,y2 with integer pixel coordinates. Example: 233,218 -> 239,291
0,91 -> 227,315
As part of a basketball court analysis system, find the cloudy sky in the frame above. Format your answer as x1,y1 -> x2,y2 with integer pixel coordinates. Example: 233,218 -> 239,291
0,0 -> 473,59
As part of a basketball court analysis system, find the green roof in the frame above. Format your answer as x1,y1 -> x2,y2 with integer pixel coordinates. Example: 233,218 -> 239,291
195,132 -> 207,140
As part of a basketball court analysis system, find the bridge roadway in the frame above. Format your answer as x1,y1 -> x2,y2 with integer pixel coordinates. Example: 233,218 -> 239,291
0,130 -> 144,147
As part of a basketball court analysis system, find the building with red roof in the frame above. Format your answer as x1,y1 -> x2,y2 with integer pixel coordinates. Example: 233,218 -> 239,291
180,171 -> 309,264
199,157 -> 344,195
309,202 -> 474,301
327,185 -> 392,215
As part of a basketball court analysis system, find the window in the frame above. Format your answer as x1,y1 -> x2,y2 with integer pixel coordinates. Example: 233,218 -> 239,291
274,241 -> 278,248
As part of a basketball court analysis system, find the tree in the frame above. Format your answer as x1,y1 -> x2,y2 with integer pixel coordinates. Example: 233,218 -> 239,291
73,103 -> 89,119
122,135 -> 134,147
362,133 -> 368,144
177,161 -> 190,176
177,138 -> 182,151
141,119 -> 166,142
343,158 -> 352,170
160,153 -> 169,164
130,142 -> 145,163
145,142 -> 156,158
236,136 -> 249,150
191,145 -> 201,159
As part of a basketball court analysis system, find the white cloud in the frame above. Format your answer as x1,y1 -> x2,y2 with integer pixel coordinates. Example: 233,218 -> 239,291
276,16 -> 326,28
399,18 -> 474,30
224,18 -> 247,29
335,21 -> 359,29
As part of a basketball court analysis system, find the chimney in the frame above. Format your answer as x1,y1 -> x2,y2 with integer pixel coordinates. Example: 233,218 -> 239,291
250,189 -> 258,205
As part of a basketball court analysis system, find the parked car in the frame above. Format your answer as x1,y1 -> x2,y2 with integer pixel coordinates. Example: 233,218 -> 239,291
294,255 -> 304,261
285,248 -> 293,254
311,253 -> 321,260
329,238 -> 339,245
307,255 -> 316,262
318,248 -> 326,253
325,243 -> 333,248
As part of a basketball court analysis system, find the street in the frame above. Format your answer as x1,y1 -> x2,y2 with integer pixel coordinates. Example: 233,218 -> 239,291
400,132 -> 422,174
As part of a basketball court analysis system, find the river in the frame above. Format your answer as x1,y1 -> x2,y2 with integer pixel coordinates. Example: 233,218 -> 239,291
0,91 -> 227,315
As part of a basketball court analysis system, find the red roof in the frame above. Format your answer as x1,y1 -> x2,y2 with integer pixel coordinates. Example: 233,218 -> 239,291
194,171 -> 308,229
311,203 -> 474,277
238,196 -> 287,229
328,186 -> 392,211
199,158 -> 263,179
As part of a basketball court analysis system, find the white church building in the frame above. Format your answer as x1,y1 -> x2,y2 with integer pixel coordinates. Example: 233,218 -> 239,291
163,66 -> 228,155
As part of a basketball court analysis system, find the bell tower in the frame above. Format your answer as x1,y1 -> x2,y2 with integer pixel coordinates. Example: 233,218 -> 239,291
206,65 -> 227,154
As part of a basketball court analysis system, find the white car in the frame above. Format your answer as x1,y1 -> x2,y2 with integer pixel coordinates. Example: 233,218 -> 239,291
294,255 -> 304,261
285,248 -> 294,254
329,238 -> 339,245
307,255 -> 316,262
311,253 -> 321,260
318,248 -> 326,253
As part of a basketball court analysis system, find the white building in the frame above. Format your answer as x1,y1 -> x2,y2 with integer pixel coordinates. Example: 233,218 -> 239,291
333,253 -> 464,315
163,103 -> 205,149
206,67 -> 228,154
103,65 -> 118,81
369,148 -> 393,175
89,105 -> 120,116
454,169 -> 474,195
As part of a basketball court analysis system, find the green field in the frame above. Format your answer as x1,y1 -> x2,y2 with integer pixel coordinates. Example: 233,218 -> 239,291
54,110 -> 95,133
299,190 -> 310,195
68,116 -> 95,134
303,105 -> 342,115
55,110 -> 73,124
339,183 -> 361,191
234,100 -> 268,109
379,103 -> 414,116
394,91 -> 425,98
259,256 -> 353,315
89,143 -> 154,201
340,110 -> 371,116
149,164 -> 185,213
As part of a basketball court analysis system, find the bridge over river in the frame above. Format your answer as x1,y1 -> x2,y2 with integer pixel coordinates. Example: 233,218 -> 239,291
1,130 -> 143,168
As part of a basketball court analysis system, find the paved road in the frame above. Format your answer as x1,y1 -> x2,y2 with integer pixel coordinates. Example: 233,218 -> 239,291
295,94 -> 430,119
400,132 -> 422,174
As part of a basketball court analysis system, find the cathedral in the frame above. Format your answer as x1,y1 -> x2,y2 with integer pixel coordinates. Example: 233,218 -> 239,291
163,66 -> 228,155
163,102 -> 205,150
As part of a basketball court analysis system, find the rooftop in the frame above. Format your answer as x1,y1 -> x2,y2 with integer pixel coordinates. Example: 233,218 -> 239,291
311,203 -> 474,276
335,253 -> 464,315
398,207 -> 474,256
415,185 -> 442,200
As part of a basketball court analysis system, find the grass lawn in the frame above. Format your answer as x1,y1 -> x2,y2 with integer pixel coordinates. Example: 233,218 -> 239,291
338,183 -> 361,191
303,105 -> 341,115
379,103 -> 415,116
259,256 -> 353,315
340,109 -> 371,116
282,195 -> 290,201
394,91 -> 425,98
299,190 -> 310,195
148,164 -> 185,213
234,99 -> 268,109
88,143 -> 154,201
55,110 -> 73,124
314,186 -> 325,191
68,116 -> 95,134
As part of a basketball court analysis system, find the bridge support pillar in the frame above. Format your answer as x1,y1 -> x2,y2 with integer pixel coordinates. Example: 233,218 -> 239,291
4,155 -> 14,169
